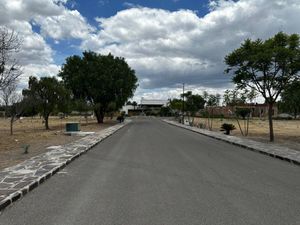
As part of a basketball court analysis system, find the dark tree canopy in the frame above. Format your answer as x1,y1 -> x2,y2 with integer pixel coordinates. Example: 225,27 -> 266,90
225,32 -> 300,141
59,51 -> 138,123
22,76 -> 70,130
181,91 -> 206,116
280,80 -> 300,118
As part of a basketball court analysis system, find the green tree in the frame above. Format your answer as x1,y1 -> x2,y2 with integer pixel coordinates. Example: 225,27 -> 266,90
225,32 -> 300,141
181,91 -> 206,124
206,93 -> 221,107
169,98 -> 182,112
59,51 -> 138,123
222,89 -> 246,106
280,80 -> 300,118
22,76 -> 70,130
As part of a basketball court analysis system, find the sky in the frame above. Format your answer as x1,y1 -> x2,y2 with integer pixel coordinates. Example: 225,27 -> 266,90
1,0 -> 300,102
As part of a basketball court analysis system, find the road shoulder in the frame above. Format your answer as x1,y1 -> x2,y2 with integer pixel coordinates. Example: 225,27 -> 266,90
163,119 -> 300,165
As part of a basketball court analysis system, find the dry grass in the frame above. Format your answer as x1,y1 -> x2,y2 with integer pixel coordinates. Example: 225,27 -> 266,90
192,117 -> 300,151
0,116 -> 118,170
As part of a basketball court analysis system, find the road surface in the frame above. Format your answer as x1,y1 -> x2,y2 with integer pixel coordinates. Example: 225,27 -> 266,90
0,118 -> 299,225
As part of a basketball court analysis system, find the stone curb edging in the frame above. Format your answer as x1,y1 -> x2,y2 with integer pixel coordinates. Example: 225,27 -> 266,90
0,121 -> 130,212
163,119 -> 300,166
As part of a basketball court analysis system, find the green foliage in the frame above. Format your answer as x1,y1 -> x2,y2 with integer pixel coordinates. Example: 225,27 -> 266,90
59,51 -> 138,123
169,98 -> 182,112
220,123 -> 236,135
225,32 -> 300,141
223,89 -> 247,106
206,93 -> 221,107
181,91 -> 206,116
225,32 -> 300,103
22,76 -> 70,129
159,106 -> 173,117
235,108 -> 251,120
280,80 -> 300,118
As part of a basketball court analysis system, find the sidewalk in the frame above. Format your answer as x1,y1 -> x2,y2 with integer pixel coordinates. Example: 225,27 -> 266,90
0,121 -> 129,212
163,119 -> 300,165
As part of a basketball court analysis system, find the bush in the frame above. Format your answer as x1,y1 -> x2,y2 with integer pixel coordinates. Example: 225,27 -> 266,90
117,115 -> 124,123
220,123 -> 236,135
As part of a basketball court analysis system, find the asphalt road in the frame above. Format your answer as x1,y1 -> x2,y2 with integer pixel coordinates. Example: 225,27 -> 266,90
0,117 -> 299,225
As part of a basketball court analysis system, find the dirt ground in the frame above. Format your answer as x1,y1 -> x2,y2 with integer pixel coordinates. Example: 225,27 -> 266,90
192,117 -> 300,151
0,116 -> 118,170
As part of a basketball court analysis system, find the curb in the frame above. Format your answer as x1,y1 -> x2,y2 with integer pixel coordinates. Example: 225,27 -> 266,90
163,119 -> 300,166
0,121 -> 130,212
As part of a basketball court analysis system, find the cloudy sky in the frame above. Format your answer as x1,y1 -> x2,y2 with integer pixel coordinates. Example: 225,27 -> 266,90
1,0 -> 300,102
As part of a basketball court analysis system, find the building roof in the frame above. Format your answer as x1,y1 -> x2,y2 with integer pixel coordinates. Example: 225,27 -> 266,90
140,98 -> 168,106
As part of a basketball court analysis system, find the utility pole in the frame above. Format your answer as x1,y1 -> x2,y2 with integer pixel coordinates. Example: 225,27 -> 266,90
182,83 -> 185,124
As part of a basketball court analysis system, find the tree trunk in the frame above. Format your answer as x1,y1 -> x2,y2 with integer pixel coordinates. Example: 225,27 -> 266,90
10,116 -> 14,135
44,114 -> 50,130
95,109 -> 104,123
268,103 -> 274,142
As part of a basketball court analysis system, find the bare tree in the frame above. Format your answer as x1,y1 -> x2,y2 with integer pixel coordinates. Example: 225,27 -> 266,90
0,81 -> 17,118
0,26 -> 22,90
9,92 -> 24,135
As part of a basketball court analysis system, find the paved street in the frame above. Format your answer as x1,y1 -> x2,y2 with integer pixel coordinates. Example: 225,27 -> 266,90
0,117 -> 299,225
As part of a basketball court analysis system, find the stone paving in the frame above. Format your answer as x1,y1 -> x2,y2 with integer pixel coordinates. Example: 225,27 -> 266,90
163,119 -> 300,165
0,121 -> 129,212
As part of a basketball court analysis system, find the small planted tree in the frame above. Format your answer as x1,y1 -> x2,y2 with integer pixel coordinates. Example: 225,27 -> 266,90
22,76 -> 70,130
225,32 -> 300,141
9,93 -> 24,135
235,108 -> 251,136
0,81 -> 17,118
181,91 -> 206,125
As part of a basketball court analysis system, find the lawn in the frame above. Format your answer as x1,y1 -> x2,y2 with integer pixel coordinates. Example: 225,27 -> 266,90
0,116 -> 117,170
191,117 -> 300,151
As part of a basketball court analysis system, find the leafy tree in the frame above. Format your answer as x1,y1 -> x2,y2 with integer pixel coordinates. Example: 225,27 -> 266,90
160,106 -> 172,117
181,91 -> 205,124
225,32 -> 300,141
223,89 -> 246,106
279,80 -> 300,118
206,93 -> 221,107
0,27 -> 22,90
169,98 -> 182,112
203,92 -> 220,130
235,108 -> 251,136
73,98 -> 92,122
22,76 -> 70,130
59,51 -> 138,123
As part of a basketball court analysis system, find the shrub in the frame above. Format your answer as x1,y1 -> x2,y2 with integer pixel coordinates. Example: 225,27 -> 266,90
220,123 -> 236,135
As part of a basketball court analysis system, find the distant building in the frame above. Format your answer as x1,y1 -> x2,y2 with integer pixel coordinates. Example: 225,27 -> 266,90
139,98 -> 168,114
121,105 -> 135,115
205,103 -> 278,118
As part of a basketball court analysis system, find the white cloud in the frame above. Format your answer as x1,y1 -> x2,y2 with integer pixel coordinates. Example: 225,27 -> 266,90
35,9 -> 95,40
0,0 -> 94,90
81,0 -> 300,100
1,0 -> 300,100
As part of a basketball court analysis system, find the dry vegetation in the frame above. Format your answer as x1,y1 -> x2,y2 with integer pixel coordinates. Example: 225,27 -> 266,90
0,116 -> 117,170
192,117 -> 300,151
